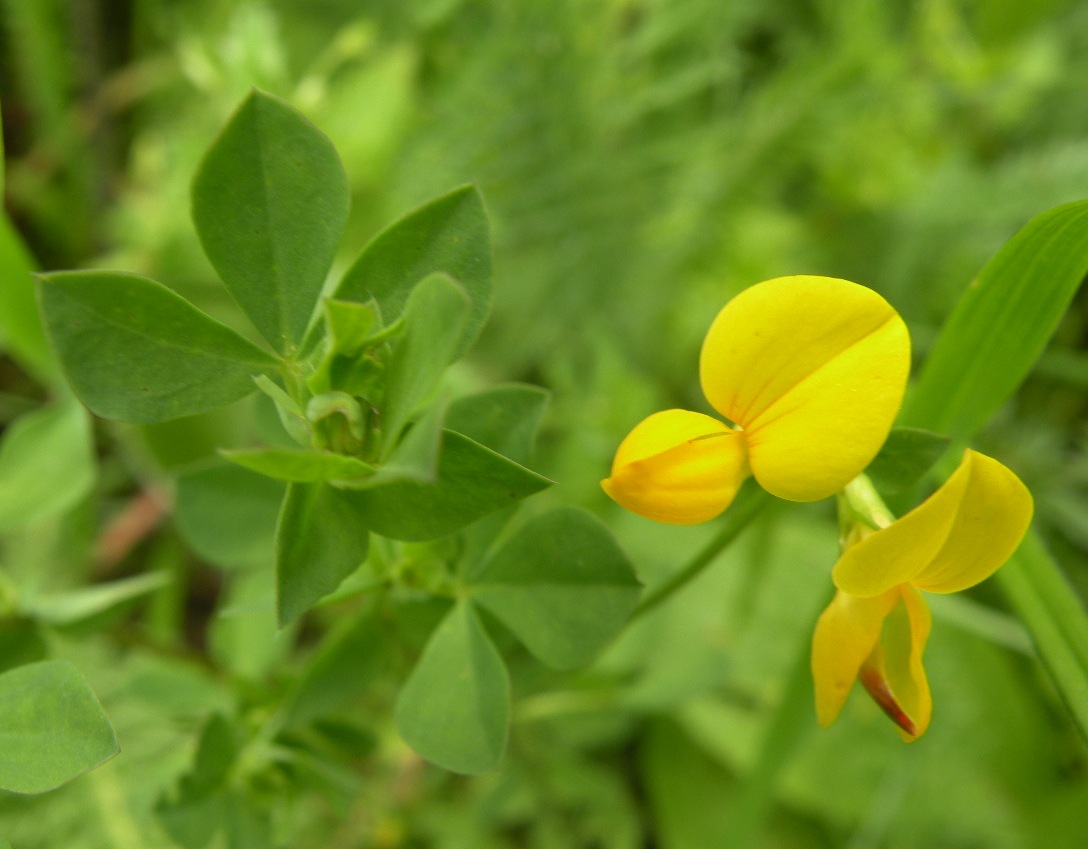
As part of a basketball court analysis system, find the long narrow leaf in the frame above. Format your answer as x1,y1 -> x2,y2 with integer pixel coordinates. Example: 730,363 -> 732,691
903,199 -> 1088,438
996,534 -> 1088,737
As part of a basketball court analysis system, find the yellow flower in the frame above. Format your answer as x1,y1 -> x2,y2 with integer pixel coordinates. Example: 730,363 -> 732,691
601,276 -> 911,523
811,450 -> 1033,740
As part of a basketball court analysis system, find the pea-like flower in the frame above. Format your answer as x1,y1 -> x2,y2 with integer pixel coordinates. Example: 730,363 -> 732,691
601,276 -> 911,523
812,449 -> 1033,740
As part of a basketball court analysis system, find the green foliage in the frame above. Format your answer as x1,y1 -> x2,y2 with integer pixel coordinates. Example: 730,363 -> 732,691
334,185 -> 492,360
445,384 -> 550,466
191,90 -> 350,353
155,713 -> 244,848
15,82 -> 604,803
221,446 -> 375,482
393,506 -> 640,772
470,508 -> 642,670
345,430 -> 551,541
395,601 -> 510,774
0,660 -> 118,794
26,573 -> 170,628
0,399 -> 94,531
865,427 -> 953,494
174,464 -> 284,570
380,272 -> 470,455
37,271 -> 280,423
275,482 -> 371,626
903,200 -> 1088,440
1001,533 -> 1088,737
0,212 -> 56,385
4,2 -> 1088,847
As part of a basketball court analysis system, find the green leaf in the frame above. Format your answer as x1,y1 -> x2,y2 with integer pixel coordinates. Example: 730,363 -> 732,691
864,427 -> 952,494
222,447 -> 375,483
0,399 -> 95,532
187,713 -> 240,793
344,430 -> 551,541
307,299 -> 384,396
27,572 -> 170,626
252,374 -> 311,445
471,508 -> 641,669
395,601 -> 509,774
903,200 -> 1088,439
276,483 -> 371,627
37,271 -> 280,423
175,464 -> 285,570
323,298 -> 380,351
334,185 -> 492,359
0,212 -> 58,385
0,659 -> 118,794
380,273 -> 470,456
996,533 -> 1088,737
446,383 -> 550,466
192,90 -> 349,352
373,393 -> 447,485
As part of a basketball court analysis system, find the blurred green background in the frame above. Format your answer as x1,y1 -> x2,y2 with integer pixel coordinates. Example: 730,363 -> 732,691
2,0 -> 1087,846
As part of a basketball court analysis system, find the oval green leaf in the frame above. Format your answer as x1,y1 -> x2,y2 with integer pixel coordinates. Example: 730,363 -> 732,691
276,483 -> 371,627
333,185 -> 491,359
445,383 -> 549,466
38,270 -> 280,423
342,430 -> 551,541
0,659 -> 118,794
470,508 -> 641,669
395,602 -> 509,774
192,90 -> 350,352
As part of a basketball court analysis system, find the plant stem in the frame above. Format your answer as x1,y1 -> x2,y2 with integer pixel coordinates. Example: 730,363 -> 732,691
631,480 -> 774,621
840,473 -> 895,530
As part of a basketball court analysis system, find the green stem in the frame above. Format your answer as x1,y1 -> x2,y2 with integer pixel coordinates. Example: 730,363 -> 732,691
631,481 -> 773,621
841,473 -> 895,530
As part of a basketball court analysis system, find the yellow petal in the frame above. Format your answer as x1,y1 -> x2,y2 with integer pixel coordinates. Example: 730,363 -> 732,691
913,450 -> 1034,594
858,585 -> 932,741
811,588 -> 898,728
699,275 -> 909,501
601,409 -> 749,525
833,460 -> 969,597
834,450 -> 1033,597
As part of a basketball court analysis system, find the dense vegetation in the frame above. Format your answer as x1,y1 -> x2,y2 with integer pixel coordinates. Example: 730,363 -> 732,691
1,1 -> 1087,847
